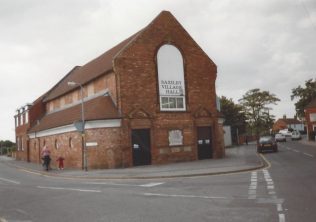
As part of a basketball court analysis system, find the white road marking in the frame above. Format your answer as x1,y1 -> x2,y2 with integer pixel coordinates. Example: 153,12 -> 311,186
277,203 -> 283,212
37,186 -> 101,193
262,170 -> 286,221
143,192 -> 232,200
267,185 -> 275,190
303,153 -> 314,158
248,171 -> 257,199
279,213 -> 285,222
83,182 -> 164,187
293,149 -> 300,153
140,182 -> 164,187
0,177 -> 20,184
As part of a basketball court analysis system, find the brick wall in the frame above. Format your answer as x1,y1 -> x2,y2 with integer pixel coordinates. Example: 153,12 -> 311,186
29,127 -> 122,169
305,107 -> 316,140
18,11 -> 225,169
114,11 -> 223,166
46,73 -> 117,113
272,119 -> 287,132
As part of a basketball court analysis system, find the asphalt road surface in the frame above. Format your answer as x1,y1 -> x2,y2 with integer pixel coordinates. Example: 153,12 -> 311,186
0,140 -> 315,222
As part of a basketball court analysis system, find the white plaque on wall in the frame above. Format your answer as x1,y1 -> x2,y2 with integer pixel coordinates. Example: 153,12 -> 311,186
169,130 -> 183,146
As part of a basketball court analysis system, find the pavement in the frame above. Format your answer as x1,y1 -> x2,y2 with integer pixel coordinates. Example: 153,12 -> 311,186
0,144 -> 266,180
298,136 -> 316,146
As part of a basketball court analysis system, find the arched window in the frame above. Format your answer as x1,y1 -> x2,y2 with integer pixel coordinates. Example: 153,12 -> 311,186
16,137 -> 20,151
55,139 -> 59,149
69,137 -> 73,148
157,44 -> 186,111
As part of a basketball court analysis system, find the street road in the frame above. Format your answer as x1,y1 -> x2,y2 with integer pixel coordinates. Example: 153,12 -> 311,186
0,140 -> 316,222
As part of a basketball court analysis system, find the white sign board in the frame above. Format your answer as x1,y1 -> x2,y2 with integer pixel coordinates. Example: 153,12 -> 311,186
86,142 -> 98,147
169,130 -> 183,146
157,45 -> 185,96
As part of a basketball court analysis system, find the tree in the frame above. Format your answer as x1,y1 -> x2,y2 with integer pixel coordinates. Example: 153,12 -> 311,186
220,96 -> 247,144
238,88 -> 280,136
0,140 -> 15,155
291,79 -> 316,119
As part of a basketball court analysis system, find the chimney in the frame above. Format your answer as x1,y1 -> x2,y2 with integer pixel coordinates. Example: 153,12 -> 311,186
283,115 -> 286,119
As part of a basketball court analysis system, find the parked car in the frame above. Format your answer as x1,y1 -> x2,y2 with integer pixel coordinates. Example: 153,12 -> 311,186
291,131 -> 302,140
257,136 -> 278,153
275,133 -> 286,142
279,129 -> 292,137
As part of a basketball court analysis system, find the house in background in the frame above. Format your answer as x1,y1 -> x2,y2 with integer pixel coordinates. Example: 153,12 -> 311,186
305,98 -> 316,140
272,115 -> 304,133
14,11 -> 225,170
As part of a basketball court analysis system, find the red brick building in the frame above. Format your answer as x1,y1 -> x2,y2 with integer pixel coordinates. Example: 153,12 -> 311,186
305,98 -> 316,140
272,115 -> 304,132
14,11 -> 225,169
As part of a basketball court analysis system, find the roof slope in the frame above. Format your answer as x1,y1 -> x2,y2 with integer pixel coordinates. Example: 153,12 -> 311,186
278,118 -> 301,125
43,10 -> 216,102
43,32 -> 141,102
29,96 -> 120,133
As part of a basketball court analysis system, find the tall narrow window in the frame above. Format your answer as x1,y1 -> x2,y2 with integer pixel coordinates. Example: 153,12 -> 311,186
157,44 -> 186,111
25,111 -> 29,124
21,137 -> 24,151
55,139 -> 59,149
69,137 -> 73,148
17,137 -> 20,151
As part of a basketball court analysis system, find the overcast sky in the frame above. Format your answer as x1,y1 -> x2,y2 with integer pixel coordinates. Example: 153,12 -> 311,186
1,0 -> 315,141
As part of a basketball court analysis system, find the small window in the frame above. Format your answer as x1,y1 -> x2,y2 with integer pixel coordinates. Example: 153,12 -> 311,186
34,141 -> 37,150
55,139 -> 59,149
87,84 -> 94,96
69,137 -> 73,148
16,137 -> 20,151
25,111 -> 29,124
21,137 -> 24,151
21,113 -> 24,125
160,96 -> 186,111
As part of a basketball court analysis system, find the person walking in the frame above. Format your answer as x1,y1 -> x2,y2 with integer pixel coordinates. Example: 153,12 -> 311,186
41,145 -> 51,171
56,156 -> 65,170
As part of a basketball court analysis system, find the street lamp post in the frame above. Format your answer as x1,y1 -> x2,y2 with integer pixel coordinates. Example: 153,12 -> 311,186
67,81 -> 87,171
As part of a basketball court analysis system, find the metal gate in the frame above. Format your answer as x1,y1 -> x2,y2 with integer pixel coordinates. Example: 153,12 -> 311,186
132,129 -> 151,166
197,126 -> 213,159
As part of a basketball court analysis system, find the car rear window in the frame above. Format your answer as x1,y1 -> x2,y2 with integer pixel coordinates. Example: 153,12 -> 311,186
259,137 -> 272,142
